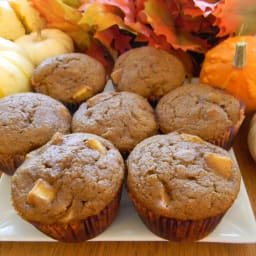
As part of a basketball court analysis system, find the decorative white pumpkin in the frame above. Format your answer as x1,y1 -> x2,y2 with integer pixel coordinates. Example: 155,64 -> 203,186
0,50 -> 34,79
0,53 -> 33,97
15,28 -> 74,66
0,37 -> 34,98
0,37 -> 29,57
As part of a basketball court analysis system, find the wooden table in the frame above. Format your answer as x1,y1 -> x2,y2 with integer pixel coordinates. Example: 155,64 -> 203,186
0,116 -> 256,256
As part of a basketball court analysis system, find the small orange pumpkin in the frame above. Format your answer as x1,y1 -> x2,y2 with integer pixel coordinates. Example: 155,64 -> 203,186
200,36 -> 256,113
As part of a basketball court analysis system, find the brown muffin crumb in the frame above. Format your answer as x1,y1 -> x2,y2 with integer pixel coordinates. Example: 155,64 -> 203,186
111,47 -> 186,100
31,53 -> 106,106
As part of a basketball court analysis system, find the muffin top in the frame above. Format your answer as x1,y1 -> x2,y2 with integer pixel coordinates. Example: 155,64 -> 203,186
72,91 -> 158,153
127,132 -> 241,220
110,46 -> 185,100
31,53 -> 106,104
156,84 -> 245,145
11,133 -> 125,224
0,92 -> 71,156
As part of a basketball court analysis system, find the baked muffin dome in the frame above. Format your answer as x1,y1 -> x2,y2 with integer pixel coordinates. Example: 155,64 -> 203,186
31,53 -> 106,111
127,132 -> 241,241
156,84 -> 245,149
0,92 -> 71,175
72,91 -> 158,154
11,132 -> 125,242
110,46 -> 186,100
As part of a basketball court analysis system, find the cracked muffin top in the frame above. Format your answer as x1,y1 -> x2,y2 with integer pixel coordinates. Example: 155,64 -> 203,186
110,46 -> 186,100
31,53 -> 106,105
156,84 -> 245,148
0,92 -> 71,156
71,91 -> 158,154
11,132 -> 125,224
127,132 -> 241,220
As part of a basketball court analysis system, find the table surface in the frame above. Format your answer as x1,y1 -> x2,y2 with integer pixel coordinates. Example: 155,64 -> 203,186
0,116 -> 256,256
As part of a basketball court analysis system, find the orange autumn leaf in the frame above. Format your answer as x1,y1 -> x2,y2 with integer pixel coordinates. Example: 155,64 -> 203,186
141,0 -> 204,51
212,0 -> 256,36
62,0 -> 84,8
31,0 -> 92,49
90,0 -> 136,23
80,0 -> 152,37
142,0 -> 176,43
79,2 -> 125,31
106,0 -> 152,37
32,0 -> 82,30
176,0 -> 205,17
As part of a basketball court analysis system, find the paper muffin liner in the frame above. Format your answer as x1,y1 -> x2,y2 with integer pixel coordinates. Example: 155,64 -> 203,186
129,192 -> 224,242
0,154 -> 25,175
209,103 -> 245,150
31,187 -> 123,242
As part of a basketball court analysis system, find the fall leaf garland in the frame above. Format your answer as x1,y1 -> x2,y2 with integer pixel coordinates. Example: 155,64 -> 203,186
30,0 -> 256,73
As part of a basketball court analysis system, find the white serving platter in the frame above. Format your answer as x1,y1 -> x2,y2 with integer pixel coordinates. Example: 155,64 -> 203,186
0,150 -> 256,243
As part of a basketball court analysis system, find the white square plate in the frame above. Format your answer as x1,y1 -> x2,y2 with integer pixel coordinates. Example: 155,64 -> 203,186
0,150 -> 256,243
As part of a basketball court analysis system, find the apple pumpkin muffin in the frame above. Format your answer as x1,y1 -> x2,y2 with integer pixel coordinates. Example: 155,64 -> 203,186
31,53 -> 106,112
156,83 -> 245,149
72,91 -> 158,155
127,132 -> 241,241
110,46 -> 186,101
11,132 -> 125,242
0,92 -> 71,175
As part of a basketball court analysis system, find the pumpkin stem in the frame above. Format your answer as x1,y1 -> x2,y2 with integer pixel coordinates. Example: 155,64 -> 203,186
233,41 -> 247,68
35,29 -> 43,41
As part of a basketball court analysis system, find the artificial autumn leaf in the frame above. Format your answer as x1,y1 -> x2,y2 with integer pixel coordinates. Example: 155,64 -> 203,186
32,0 -> 249,70
192,0 -> 219,16
79,2 -> 125,31
174,0 -> 204,17
62,0 -> 84,8
80,0 -> 152,37
31,0 -> 91,49
104,0 -> 153,37
94,25 -> 133,58
32,0 -> 81,30
89,0 -> 136,23
142,0 -> 176,43
212,0 -> 256,36
141,0 -> 205,51
85,40 -> 114,74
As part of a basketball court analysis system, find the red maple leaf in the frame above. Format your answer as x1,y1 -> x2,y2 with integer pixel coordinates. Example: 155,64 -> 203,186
95,25 -> 133,57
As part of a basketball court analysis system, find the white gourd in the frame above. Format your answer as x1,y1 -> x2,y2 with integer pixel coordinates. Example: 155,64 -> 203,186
15,28 -> 74,66
0,38 -> 34,98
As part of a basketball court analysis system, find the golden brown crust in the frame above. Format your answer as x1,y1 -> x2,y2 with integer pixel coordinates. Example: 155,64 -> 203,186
11,133 -> 125,224
0,92 -> 71,174
72,91 -> 158,153
127,132 -> 241,220
156,84 -> 245,148
31,53 -> 106,104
